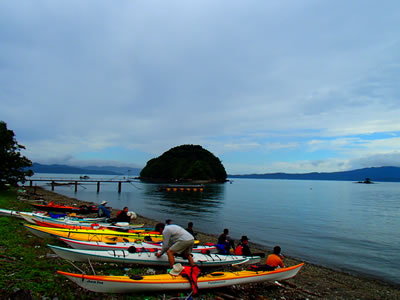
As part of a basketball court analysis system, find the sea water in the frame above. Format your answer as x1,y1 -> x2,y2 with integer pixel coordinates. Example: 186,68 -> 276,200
29,174 -> 400,285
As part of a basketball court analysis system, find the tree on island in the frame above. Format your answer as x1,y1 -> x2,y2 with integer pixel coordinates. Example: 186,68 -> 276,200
140,144 -> 227,182
357,177 -> 374,184
0,121 -> 33,190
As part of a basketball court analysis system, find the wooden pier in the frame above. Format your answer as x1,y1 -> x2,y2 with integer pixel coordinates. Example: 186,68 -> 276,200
28,178 -> 134,193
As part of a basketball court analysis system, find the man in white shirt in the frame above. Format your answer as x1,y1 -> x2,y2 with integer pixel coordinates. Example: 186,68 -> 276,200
155,223 -> 195,267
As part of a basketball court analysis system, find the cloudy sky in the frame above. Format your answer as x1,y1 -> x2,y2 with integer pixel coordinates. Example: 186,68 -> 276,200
1,1 -> 400,174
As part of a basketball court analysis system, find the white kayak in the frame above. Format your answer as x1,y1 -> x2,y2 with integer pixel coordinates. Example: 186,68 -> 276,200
59,237 -> 218,253
20,212 -> 108,225
0,208 -> 26,218
57,263 -> 304,293
0,209 -> 46,220
48,244 -> 261,267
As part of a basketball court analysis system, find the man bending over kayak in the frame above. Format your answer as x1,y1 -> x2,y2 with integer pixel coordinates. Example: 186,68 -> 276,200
155,223 -> 195,267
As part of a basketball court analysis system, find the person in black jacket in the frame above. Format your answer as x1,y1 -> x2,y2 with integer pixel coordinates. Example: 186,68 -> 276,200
186,222 -> 197,239
115,207 -> 130,223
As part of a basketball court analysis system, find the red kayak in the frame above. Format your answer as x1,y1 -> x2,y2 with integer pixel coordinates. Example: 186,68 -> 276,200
30,201 -> 99,215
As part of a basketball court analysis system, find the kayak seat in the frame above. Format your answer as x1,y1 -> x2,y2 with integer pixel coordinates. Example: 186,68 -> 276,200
210,272 -> 224,277
114,228 -> 129,232
128,246 -> 137,253
129,275 -> 144,280
174,253 -> 194,258
249,264 -> 275,272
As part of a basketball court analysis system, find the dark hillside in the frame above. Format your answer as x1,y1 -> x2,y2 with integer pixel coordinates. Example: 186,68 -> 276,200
140,144 -> 227,182
29,163 -> 121,175
229,166 -> 400,182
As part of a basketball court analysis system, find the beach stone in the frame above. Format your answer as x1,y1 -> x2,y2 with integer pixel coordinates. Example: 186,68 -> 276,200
10,289 -> 33,300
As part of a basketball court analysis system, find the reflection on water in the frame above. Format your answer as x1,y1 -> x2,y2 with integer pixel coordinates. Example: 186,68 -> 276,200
140,183 -> 226,225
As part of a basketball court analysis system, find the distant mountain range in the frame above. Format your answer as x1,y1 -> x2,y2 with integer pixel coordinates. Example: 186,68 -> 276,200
30,163 -> 141,176
30,164 -> 400,182
229,166 -> 400,182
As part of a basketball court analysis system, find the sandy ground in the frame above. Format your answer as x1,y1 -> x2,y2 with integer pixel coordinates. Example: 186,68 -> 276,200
21,187 -> 400,299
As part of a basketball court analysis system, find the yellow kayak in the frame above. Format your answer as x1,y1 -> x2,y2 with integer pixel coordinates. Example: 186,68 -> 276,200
23,223 -> 163,242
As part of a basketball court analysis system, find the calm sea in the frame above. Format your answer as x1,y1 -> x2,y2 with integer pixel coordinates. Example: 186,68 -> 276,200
29,174 -> 400,285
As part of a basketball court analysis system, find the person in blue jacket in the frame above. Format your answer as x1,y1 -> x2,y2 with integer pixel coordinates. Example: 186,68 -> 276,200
98,201 -> 111,218
216,228 -> 235,254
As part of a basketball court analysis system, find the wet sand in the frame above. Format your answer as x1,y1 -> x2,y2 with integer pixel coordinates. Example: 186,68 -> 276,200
23,187 -> 400,299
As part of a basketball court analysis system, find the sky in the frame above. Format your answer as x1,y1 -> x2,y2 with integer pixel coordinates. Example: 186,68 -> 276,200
1,1 -> 400,175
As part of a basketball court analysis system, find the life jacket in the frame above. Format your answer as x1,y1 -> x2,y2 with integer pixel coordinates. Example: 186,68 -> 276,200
180,265 -> 201,295
235,244 -> 243,255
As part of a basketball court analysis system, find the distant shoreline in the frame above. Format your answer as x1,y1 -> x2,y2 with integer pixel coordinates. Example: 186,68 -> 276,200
30,165 -> 400,182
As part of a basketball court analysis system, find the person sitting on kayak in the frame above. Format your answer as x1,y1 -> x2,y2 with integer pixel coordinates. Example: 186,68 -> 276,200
98,201 -> 111,218
155,223 -> 195,268
235,235 -> 252,256
266,245 -> 285,268
114,207 -> 131,223
216,228 -> 235,254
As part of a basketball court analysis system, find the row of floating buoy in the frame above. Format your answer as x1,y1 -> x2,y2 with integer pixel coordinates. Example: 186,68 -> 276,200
165,187 -> 204,192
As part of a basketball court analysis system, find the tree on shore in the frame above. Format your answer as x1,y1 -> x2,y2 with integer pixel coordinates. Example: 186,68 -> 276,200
0,121 -> 33,190
140,144 -> 227,182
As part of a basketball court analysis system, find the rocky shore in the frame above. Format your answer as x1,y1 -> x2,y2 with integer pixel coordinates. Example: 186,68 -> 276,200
22,187 -> 400,299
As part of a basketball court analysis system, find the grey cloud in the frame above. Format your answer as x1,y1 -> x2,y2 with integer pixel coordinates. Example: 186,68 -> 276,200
350,152 -> 400,169
2,1 -> 400,171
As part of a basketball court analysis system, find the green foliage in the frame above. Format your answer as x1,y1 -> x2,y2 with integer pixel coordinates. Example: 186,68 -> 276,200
140,145 -> 227,182
0,121 -> 33,190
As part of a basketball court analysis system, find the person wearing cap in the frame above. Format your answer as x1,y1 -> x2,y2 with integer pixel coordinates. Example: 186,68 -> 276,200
115,206 -> 131,223
266,245 -> 285,268
235,235 -> 252,256
155,223 -> 195,267
98,201 -> 111,218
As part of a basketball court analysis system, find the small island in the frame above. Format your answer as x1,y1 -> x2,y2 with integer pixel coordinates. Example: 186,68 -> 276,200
356,177 -> 374,184
140,144 -> 227,183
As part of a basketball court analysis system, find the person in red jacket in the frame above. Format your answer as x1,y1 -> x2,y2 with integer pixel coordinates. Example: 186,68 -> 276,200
266,245 -> 285,268
235,235 -> 252,256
